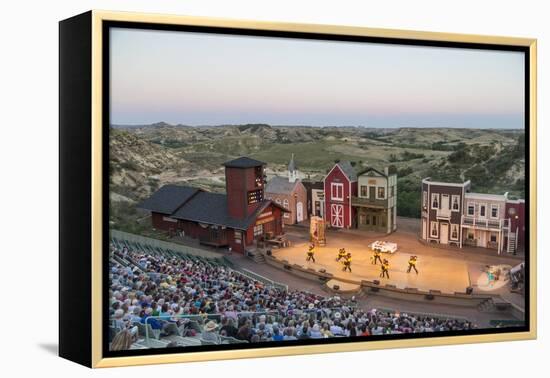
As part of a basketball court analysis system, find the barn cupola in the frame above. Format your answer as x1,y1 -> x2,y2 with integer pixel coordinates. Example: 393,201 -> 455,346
288,153 -> 298,183
223,157 -> 267,219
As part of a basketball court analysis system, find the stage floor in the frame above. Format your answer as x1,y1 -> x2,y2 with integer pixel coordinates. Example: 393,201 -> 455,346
273,228 -> 471,294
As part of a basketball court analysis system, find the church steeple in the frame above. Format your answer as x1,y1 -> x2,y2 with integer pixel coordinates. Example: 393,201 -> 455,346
288,153 -> 298,183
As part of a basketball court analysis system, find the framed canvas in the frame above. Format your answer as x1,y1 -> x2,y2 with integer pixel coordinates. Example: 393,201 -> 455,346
59,10 -> 537,368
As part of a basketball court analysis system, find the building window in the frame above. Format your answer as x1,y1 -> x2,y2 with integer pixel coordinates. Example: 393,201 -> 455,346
276,198 -> 281,205
331,183 -> 344,201
491,204 -> 499,218
490,233 -> 497,243
283,213 -> 290,219
234,231 -> 242,244
423,191 -> 428,207
430,221 -> 438,237
451,195 -> 460,212
253,224 -> 263,237
377,187 -> 386,199
283,199 -> 289,209
480,204 -> 486,217
360,186 -> 368,197
372,216 -> 377,226
431,193 -> 439,209
467,232 -> 475,240
450,224 -> 459,240
467,203 -> 475,216
247,189 -> 263,204
391,186 -> 395,197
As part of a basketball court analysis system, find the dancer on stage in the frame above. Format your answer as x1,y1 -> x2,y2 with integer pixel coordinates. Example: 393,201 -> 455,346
306,243 -> 316,263
342,253 -> 352,272
337,248 -> 347,262
407,255 -> 419,274
372,249 -> 383,265
380,259 -> 390,279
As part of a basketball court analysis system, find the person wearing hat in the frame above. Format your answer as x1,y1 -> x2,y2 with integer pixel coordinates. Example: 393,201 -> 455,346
336,248 -> 347,262
407,255 -> 419,274
306,243 -> 316,263
372,248 -> 383,265
201,320 -> 221,344
380,259 -> 390,279
342,253 -> 352,272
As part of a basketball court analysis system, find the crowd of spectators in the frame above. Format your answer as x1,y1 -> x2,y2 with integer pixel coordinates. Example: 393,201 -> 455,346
109,243 -> 477,350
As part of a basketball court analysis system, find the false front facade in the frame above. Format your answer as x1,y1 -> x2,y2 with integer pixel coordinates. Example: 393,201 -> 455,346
421,177 -> 524,254
421,178 -> 470,247
352,167 -> 397,234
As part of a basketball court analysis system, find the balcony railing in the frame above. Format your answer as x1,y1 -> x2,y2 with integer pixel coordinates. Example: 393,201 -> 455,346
351,196 -> 389,209
461,215 -> 509,230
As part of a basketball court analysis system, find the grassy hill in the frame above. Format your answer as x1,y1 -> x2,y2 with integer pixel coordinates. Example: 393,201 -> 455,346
109,123 -> 525,230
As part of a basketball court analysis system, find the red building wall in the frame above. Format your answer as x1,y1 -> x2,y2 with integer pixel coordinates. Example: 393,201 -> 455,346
506,200 -> 526,249
351,181 -> 358,227
226,167 -> 248,219
225,166 -> 263,219
324,165 -> 354,228
151,212 -> 179,231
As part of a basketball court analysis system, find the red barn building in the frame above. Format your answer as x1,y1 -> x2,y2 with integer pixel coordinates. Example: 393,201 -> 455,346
139,157 -> 288,253
323,161 -> 358,228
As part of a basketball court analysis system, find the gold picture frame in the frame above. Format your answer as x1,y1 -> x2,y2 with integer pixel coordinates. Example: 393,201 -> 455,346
59,10 -> 537,368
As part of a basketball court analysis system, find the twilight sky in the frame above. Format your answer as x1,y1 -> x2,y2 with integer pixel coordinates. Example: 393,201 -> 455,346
110,27 -> 525,129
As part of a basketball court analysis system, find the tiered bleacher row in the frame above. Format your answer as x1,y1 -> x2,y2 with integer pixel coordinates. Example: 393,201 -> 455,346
109,237 -> 477,351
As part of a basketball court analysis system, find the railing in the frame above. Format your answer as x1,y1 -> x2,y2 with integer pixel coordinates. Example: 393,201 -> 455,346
240,268 -> 288,292
461,216 -> 509,230
351,196 -> 389,208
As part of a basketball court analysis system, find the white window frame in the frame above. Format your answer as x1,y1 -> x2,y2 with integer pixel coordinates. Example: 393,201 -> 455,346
431,193 -> 440,210
430,221 -> 439,238
467,202 -> 475,216
479,203 -> 487,218
331,183 -> 344,201
451,195 -> 460,212
283,199 -> 289,209
162,216 -> 177,223
441,194 -> 450,210
253,224 -> 263,237
490,204 -> 499,219
275,198 -> 281,205
376,186 -> 386,200
283,212 -> 290,219
450,224 -> 459,240
360,185 -> 368,198
234,230 -> 242,244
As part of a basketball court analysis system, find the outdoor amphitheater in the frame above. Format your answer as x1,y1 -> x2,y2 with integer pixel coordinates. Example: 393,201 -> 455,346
108,230 -> 525,351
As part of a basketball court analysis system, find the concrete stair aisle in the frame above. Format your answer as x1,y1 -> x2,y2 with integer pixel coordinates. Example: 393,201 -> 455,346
477,298 -> 496,312
250,251 -> 266,264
